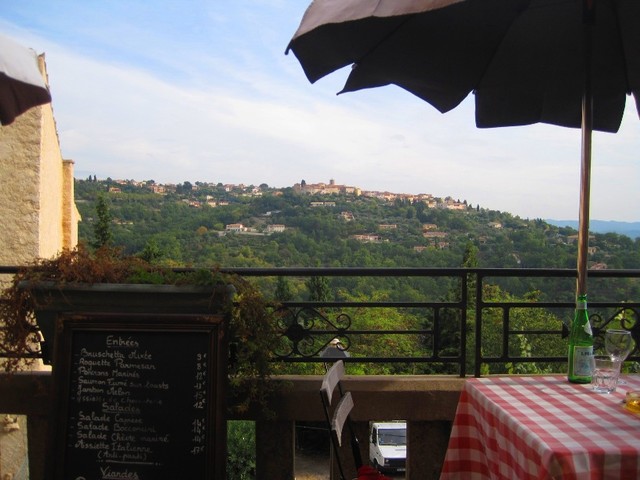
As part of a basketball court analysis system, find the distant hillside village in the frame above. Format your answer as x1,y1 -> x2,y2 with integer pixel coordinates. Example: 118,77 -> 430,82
105,177 -> 470,211
76,175 -> 640,272
101,177 -> 472,246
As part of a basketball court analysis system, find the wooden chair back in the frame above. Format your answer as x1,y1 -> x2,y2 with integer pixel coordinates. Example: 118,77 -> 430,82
320,360 -> 363,480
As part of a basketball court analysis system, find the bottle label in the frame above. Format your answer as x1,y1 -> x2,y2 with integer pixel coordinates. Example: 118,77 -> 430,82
572,346 -> 593,376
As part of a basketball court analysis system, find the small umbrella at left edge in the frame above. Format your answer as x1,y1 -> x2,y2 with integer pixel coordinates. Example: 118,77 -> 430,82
0,33 -> 52,126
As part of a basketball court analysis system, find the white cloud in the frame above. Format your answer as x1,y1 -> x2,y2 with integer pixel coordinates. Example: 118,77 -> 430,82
1,4 -> 639,222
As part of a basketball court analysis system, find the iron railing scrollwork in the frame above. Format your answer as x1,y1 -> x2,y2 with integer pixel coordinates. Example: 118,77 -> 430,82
274,305 -> 354,358
2,266 -> 639,377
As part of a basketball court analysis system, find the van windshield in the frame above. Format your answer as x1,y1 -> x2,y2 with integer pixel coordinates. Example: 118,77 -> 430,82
378,428 -> 406,446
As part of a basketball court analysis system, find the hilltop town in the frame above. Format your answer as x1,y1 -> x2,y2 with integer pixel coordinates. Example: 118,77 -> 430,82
95,177 -> 473,248
103,177 -> 470,211
75,175 -> 640,275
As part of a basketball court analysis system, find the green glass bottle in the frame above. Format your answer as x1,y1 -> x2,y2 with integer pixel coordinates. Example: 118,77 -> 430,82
568,294 -> 594,383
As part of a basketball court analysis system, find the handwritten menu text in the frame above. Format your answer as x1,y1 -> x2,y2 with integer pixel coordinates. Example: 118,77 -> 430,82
61,328 -> 215,480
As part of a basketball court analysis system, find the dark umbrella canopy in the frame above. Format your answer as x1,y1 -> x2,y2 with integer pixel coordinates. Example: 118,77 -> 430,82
287,0 -> 640,296
287,0 -> 640,133
0,33 -> 52,126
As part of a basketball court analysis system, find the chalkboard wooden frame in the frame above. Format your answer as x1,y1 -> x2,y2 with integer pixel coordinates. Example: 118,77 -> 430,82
51,312 -> 227,480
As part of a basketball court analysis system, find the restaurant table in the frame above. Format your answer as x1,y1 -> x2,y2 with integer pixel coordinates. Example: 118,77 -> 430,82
440,375 -> 640,480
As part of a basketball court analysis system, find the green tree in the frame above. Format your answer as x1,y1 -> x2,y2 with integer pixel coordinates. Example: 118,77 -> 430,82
306,276 -> 331,301
227,422 -> 255,480
275,276 -> 294,302
462,240 -> 479,301
91,193 -> 113,249
479,286 -> 566,375
337,290 -> 429,374
139,239 -> 162,264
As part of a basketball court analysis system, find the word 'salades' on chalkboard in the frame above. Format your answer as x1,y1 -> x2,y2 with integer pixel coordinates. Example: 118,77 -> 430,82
51,313 -> 227,480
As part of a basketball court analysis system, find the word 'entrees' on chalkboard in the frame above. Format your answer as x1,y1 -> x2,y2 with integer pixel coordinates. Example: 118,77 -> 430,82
51,313 -> 227,480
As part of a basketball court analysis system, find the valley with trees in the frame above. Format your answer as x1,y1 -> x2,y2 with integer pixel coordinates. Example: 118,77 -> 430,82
76,178 -> 640,275
74,177 -> 640,479
75,177 -> 640,376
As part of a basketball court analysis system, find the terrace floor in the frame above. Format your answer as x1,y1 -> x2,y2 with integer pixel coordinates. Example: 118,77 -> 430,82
296,449 -> 405,479
296,450 -> 329,480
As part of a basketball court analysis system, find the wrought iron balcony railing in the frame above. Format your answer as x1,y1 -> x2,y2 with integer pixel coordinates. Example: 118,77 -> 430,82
1,266 -> 639,479
2,266 -> 640,376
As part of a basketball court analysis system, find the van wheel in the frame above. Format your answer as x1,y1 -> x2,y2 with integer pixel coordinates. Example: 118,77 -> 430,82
373,460 -> 381,472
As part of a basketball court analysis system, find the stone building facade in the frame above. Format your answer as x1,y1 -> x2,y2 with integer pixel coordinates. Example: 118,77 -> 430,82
0,54 -> 80,268
0,54 -> 80,479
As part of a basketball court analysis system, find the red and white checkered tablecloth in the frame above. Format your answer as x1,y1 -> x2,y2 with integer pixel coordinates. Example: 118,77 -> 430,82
440,375 -> 640,480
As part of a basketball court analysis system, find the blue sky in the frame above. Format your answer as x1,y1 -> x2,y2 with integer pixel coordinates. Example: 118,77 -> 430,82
2,0 -> 639,221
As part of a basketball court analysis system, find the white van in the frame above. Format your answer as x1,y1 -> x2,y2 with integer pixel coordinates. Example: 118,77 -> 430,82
369,421 -> 407,474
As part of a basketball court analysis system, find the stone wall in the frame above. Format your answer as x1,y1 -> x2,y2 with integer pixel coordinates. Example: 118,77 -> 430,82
0,100 -> 42,266
0,54 -> 79,269
0,53 -> 79,479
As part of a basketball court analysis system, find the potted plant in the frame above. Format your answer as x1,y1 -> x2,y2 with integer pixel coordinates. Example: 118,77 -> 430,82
0,245 -> 280,414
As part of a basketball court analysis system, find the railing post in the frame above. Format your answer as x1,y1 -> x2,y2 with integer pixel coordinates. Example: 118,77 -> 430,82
255,419 -> 295,480
407,420 -> 452,480
27,414 -> 48,480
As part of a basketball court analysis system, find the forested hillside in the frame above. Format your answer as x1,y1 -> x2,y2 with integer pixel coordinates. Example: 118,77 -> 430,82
73,178 -> 640,377
75,178 -> 640,273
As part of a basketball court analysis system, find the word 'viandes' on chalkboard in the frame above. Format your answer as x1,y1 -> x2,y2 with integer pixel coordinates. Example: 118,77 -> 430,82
51,313 -> 227,480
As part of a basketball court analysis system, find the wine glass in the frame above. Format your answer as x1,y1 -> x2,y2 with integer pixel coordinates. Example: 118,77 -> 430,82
605,329 -> 634,361
605,329 -> 634,383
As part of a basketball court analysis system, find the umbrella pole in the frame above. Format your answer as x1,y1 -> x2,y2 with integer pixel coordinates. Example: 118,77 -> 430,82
577,0 -> 594,298
577,96 -> 592,298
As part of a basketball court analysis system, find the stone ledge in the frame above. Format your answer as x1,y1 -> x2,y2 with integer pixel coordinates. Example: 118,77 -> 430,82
249,375 -> 465,422
0,371 -> 464,480
0,372 -> 465,422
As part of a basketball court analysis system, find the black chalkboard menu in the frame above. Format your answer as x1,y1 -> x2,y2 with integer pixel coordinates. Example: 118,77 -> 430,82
51,313 -> 227,480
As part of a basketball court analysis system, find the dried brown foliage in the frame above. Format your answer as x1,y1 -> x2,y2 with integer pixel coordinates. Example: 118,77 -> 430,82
0,246 -> 281,413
